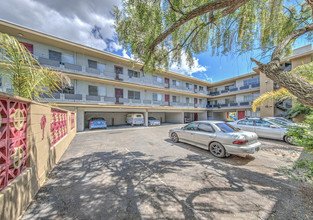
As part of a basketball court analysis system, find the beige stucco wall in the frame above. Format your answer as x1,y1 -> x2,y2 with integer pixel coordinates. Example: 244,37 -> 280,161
0,93 -> 76,220
259,72 -> 275,117
291,55 -> 312,69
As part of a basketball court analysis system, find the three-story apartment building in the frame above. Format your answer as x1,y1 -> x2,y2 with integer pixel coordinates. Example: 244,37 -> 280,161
1,20 -> 311,131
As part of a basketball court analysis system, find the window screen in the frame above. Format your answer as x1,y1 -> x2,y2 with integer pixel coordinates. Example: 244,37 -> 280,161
49,50 -> 61,62
88,60 -> 97,69
88,85 -> 98,96
128,91 -> 140,99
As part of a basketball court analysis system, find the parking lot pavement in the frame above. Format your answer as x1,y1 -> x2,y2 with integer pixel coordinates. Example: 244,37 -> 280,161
22,124 -> 313,220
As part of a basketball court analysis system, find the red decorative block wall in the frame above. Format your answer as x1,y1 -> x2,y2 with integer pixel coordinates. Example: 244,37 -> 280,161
71,112 -> 75,130
0,98 -> 28,191
50,109 -> 67,147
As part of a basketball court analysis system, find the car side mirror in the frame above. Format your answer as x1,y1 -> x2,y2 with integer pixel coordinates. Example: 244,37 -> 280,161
270,125 -> 278,128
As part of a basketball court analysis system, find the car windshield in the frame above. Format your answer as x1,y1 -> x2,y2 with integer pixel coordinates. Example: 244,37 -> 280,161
148,117 -> 156,120
215,123 -> 240,133
92,118 -> 105,121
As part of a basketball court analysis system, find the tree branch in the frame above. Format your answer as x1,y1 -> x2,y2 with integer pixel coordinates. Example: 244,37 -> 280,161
167,0 -> 184,15
148,0 -> 251,52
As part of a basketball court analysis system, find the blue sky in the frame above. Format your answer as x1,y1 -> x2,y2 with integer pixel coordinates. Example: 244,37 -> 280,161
0,0 -> 311,83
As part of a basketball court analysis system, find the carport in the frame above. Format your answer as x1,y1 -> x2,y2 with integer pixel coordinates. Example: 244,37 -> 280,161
84,112 -> 129,128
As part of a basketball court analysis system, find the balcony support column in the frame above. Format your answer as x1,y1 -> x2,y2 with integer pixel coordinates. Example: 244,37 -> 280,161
144,110 -> 149,127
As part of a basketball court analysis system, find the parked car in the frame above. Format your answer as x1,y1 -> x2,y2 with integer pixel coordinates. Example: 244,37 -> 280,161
148,117 -> 161,126
89,117 -> 107,130
126,113 -> 144,126
184,117 -> 192,123
169,121 -> 261,158
229,118 -> 293,144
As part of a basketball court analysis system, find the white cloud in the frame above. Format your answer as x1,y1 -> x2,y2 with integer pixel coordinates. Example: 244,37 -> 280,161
0,0 -> 122,52
169,52 -> 212,82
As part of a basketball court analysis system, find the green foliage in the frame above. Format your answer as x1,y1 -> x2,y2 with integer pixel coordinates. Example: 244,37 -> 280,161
0,33 -> 70,100
287,102 -> 313,118
114,0 -> 313,72
282,158 -> 313,183
286,113 -> 313,183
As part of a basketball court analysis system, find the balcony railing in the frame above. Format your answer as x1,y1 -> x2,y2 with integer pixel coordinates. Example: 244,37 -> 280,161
37,57 -> 205,95
207,101 -> 252,109
209,84 -> 260,97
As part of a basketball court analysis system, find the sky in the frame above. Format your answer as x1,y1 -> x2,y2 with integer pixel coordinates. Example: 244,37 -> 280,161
0,0 -> 311,82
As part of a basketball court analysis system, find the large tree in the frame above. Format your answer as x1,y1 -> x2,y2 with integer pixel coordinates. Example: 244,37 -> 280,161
114,0 -> 313,107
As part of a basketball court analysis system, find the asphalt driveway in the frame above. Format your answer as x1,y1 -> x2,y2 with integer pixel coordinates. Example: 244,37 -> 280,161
22,125 -> 313,219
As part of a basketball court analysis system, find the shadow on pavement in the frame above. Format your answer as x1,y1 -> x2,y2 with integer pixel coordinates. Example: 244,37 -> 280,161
22,148 -> 312,219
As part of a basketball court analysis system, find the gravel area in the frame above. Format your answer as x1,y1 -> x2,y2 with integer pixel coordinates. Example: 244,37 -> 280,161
22,124 -> 313,219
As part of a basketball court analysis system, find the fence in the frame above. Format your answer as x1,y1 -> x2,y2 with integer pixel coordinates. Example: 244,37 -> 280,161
0,92 -> 76,220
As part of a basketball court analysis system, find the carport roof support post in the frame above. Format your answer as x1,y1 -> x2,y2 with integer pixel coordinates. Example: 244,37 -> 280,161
144,110 -> 148,126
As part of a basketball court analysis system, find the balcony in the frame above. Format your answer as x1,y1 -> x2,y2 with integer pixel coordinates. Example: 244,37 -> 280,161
64,94 -> 83,100
86,95 -> 101,101
86,67 -> 100,75
207,101 -> 252,109
37,57 -> 200,94
209,84 -> 260,97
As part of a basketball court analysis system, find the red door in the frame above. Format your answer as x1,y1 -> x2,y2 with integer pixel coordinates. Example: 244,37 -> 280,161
194,113 -> 198,121
164,78 -> 169,88
194,98 -> 198,107
115,88 -> 123,103
19,42 -> 33,54
165,94 -> 170,106
238,111 -> 245,120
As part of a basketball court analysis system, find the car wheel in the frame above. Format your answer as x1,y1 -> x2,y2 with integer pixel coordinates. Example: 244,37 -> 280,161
209,142 -> 226,158
284,135 -> 293,145
171,132 -> 179,143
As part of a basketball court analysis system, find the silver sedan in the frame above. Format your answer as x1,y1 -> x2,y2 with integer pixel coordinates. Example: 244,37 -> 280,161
169,121 -> 262,158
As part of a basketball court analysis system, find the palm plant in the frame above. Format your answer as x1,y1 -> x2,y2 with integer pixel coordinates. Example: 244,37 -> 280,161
0,33 -> 70,100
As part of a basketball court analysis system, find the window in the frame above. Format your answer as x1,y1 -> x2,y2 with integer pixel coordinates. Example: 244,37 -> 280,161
255,120 -> 272,127
98,63 -> 106,73
183,123 -> 198,130
199,86 -> 204,91
198,123 -> 215,133
88,60 -> 97,69
0,77 -> 2,87
49,50 -> 61,62
186,97 -> 190,104
88,85 -> 98,96
215,123 -> 239,133
199,99 -> 203,104
153,93 -> 162,101
238,120 -> 254,126
243,77 -> 260,86
172,80 -> 179,86
244,95 -> 253,102
172,96 -> 177,102
115,66 -> 123,74
61,53 -> 74,64
128,91 -> 140,99
62,86 -> 74,94
186,83 -> 191,89
128,70 -> 140,78
153,76 -> 162,83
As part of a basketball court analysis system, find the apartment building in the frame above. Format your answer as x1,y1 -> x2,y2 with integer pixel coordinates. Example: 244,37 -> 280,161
0,21 -> 210,131
1,21 -> 311,131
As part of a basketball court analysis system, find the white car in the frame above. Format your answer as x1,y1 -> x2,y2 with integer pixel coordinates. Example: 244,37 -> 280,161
169,121 -> 261,158
148,117 -> 161,126
229,118 -> 293,144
